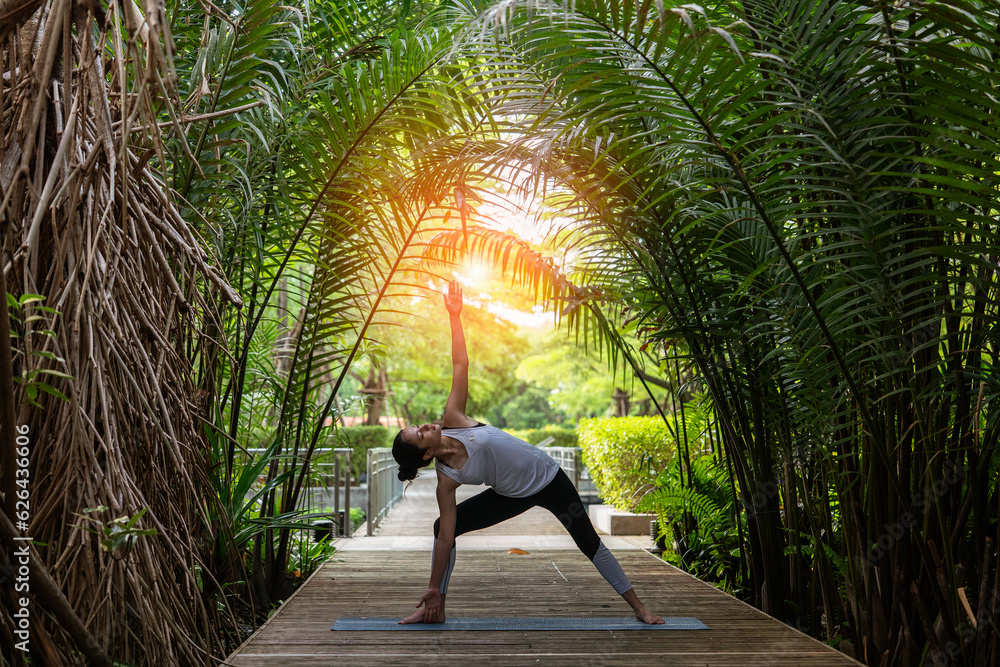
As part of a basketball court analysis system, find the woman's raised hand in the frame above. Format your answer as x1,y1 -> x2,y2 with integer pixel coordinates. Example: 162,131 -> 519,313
444,280 -> 463,316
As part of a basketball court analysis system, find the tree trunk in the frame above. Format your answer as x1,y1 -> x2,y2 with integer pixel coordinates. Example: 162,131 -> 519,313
362,365 -> 389,426
612,387 -> 630,417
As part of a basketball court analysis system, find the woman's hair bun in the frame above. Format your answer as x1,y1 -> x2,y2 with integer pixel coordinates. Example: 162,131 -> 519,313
397,466 -> 418,482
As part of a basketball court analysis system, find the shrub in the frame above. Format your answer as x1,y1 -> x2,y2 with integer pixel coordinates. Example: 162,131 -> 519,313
577,417 -> 674,511
504,426 -> 578,448
325,425 -> 389,483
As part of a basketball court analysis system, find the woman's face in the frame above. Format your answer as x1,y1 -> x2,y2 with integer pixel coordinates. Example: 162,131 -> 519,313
403,423 -> 441,455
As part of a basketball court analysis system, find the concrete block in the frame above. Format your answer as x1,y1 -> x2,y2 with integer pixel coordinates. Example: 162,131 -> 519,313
588,504 -> 655,535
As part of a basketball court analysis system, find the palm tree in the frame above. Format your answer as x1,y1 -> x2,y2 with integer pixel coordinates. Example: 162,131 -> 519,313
388,1 -> 999,664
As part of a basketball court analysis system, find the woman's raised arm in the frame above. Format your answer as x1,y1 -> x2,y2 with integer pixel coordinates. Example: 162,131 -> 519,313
442,281 -> 475,427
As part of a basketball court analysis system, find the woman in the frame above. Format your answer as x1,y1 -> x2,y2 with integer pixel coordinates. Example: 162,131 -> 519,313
391,280 -> 664,625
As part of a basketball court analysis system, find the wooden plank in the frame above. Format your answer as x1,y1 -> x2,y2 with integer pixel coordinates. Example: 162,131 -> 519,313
228,474 -> 861,666
229,653 -> 854,667
229,549 -> 860,666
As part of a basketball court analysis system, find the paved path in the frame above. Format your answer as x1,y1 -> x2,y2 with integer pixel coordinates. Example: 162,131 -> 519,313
227,473 -> 860,666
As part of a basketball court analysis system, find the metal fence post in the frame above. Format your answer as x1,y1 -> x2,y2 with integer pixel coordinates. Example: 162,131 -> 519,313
367,449 -> 375,536
344,452 -> 351,536
333,454 -> 340,532
332,447 -> 352,537
573,447 -> 581,489
363,448 -> 404,535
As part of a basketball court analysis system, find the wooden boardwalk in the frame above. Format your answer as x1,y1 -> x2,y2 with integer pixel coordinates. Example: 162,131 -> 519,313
227,475 -> 860,666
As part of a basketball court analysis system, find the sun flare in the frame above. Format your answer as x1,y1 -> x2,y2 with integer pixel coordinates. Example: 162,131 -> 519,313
456,260 -> 493,289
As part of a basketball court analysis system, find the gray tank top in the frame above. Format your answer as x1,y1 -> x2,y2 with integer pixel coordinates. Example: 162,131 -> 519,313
435,424 -> 559,498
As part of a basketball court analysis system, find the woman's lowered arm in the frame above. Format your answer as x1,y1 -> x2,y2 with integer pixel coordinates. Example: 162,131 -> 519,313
398,472 -> 459,624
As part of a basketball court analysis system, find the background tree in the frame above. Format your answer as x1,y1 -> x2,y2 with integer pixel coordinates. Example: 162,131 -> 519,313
495,382 -> 563,429
516,335 -> 623,420
366,290 -> 530,426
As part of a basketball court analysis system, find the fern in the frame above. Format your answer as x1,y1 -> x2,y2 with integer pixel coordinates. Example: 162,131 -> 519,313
638,486 -> 723,527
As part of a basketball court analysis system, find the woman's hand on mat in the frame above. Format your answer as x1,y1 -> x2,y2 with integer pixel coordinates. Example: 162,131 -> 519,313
398,587 -> 445,624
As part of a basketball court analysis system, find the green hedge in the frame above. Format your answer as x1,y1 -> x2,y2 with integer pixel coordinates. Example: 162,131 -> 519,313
504,426 -> 578,448
577,417 -> 674,512
325,425 -> 390,483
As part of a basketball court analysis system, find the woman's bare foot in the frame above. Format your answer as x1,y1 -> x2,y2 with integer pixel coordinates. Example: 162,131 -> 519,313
398,607 -> 446,624
622,588 -> 664,624
635,607 -> 665,624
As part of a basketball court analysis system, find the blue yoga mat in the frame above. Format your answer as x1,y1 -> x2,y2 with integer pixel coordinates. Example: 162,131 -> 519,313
332,616 -> 709,631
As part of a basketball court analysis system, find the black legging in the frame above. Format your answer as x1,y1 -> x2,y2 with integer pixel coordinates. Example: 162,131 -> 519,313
433,467 -> 601,560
